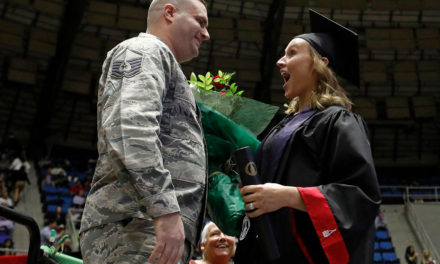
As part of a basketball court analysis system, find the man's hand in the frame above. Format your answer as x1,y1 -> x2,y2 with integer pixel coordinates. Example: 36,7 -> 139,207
149,212 -> 185,264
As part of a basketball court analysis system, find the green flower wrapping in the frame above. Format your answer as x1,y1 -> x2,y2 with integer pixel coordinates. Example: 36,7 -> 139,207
194,88 -> 278,236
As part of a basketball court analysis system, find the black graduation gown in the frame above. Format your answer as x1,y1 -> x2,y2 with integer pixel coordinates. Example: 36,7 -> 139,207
235,105 -> 381,264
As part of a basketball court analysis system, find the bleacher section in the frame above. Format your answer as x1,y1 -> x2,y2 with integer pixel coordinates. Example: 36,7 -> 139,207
374,227 -> 400,264
37,148 -> 94,253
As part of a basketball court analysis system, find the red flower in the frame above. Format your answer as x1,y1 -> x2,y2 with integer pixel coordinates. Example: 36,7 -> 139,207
212,75 -> 226,89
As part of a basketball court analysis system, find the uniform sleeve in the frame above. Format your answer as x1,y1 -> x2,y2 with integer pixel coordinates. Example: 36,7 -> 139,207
101,46 -> 180,218
297,110 -> 381,263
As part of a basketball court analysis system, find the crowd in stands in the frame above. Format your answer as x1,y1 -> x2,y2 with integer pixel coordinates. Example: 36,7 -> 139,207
37,150 -> 94,257
0,132 -> 94,257
0,133 -> 31,255
374,210 -> 437,264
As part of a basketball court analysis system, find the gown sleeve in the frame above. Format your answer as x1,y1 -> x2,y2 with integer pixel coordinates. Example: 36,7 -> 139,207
296,109 -> 381,263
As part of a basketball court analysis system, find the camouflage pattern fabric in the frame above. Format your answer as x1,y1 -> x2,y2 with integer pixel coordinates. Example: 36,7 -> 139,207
80,217 -> 191,264
80,33 -> 207,261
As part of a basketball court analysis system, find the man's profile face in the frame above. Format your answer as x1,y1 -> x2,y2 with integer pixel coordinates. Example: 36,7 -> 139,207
170,0 -> 210,63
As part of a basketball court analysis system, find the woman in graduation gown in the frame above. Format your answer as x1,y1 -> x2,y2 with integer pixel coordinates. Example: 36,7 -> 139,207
236,10 -> 381,264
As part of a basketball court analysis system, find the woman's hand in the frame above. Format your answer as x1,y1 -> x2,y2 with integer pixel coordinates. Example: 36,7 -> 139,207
240,183 -> 306,218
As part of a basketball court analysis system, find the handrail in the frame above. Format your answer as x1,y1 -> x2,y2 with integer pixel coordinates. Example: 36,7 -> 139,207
0,205 -> 41,264
0,247 -> 28,253
66,208 -> 83,252
380,185 -> 440,201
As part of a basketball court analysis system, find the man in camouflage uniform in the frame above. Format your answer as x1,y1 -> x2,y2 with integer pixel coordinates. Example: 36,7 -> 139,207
79,0 -> 210,263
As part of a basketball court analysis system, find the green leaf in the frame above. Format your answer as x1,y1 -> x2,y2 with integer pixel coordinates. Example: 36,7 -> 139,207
236,90 -> 244,96
190,72 -> 197,82
197,83 -> 204,89
218,70 -> 223,77
207,84 -> 214,90
230,84 -> 237,93
206,77 -> 213,84
205,72 -> 211,79
198,74 -> 205,82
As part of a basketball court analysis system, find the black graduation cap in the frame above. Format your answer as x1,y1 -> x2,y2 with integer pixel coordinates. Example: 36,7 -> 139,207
295,9 -> 360,87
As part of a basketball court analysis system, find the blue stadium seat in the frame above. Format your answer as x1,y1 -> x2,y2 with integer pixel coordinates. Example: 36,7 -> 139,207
383,252 -> 399,263
62,205 -> 70,214
374,252 -> 383,263
61,197 -> 72,207
43,185 -> 57,195
56,187 -> 70,196
375,230 -> 391,241
374,241 -> 380,251
45,195 -> 59,203
379,241 -> 394,251
47,205 -> 58,213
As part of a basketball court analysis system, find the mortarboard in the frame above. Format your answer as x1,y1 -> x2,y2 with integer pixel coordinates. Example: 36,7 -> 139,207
295,9 -> 360,87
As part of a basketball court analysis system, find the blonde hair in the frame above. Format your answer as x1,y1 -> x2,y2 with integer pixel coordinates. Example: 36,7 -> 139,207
284,44 -> 352,115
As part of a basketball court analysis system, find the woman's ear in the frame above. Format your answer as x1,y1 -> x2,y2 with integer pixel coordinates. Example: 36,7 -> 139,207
321,57 -> 329,66
163,4 -> 177,23
200,242 -> 205,252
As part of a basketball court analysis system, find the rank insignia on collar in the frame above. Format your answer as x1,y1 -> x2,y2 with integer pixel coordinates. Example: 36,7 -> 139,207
111,48 -> 143,79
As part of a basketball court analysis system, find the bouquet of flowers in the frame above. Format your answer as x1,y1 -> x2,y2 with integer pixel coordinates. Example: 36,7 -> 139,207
190,70 -> 278,136
190,70 -> 243,96
189,70 -> 278,235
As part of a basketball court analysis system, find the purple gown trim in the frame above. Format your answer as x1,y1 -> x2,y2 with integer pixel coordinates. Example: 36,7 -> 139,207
256,108 -> 316,182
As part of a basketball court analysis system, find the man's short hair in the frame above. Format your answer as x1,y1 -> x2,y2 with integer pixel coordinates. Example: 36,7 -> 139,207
147,0 -> 207,28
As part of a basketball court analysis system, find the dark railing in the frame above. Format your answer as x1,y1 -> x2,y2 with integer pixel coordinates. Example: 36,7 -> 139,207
0,205 -> 41,264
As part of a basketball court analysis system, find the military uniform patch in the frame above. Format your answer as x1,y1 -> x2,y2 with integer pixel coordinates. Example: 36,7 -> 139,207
111,49 -> 143,79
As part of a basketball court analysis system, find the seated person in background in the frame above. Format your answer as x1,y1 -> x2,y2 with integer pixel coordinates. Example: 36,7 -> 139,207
45,205 -> 66,226
0,216 -> 14,234
375,210 -> 387,230
57,224 -> 66,240
190,221 -> 236,264
40,219 -> 58,245
72,189 -> 86,208
61,238 -> 73,254
421,249 -> 436,264
49,162 -> 68,188
10,165 -> 30,204
0,190 -> 14,208
0,238 -> 15,256
405,245 -> 418,264
69,180 -> 84,195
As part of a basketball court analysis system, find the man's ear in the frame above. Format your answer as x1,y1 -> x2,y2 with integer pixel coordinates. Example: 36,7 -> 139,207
321,57 -> 329,66
163,4 -> 177,23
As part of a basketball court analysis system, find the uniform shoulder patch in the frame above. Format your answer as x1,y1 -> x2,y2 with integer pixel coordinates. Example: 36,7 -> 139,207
111,48 -> 143,79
